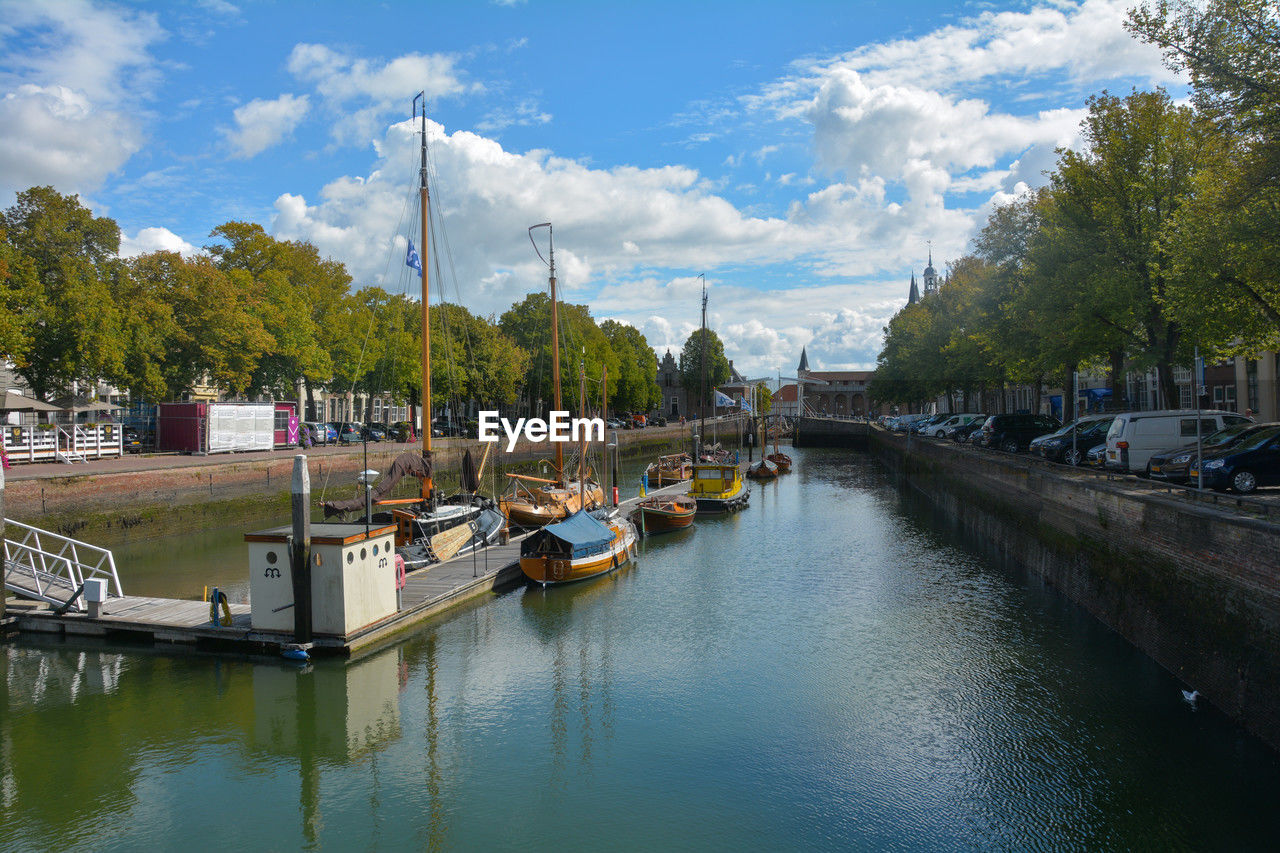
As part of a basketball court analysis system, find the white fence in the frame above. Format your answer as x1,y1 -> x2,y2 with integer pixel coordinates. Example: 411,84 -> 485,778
2,424 -> 123,464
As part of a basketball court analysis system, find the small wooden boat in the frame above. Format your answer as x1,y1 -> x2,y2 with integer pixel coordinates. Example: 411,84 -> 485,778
765,452 -> 792,473
633,494 -> 696,535
520,508 -> 638,585
746,459 -> 777,480
689,462 -> 749,514
643,453 -> 693,488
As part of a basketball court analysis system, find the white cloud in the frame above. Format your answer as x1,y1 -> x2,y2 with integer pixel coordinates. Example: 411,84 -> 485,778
287,44 -> 473,146
224,93 -> 309,158
118,226 -> 198,258
0,0 -> 163,200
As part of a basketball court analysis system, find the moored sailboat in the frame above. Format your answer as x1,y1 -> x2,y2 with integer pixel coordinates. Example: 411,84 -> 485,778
519,507 -> 638,584
321,94 -> 503,566
499,223 -> 604,527
643,453 -> 693,488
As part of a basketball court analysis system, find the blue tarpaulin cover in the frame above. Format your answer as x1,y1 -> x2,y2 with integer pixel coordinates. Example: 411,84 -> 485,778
523,510 -> 613,558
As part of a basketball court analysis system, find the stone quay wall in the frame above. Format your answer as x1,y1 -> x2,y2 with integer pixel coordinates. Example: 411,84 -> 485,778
870,428 -> 1280,752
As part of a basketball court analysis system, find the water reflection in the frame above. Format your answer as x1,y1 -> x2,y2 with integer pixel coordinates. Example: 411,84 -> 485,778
4,446 -> 1280,851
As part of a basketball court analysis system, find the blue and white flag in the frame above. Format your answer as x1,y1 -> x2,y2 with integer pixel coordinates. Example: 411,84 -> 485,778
406,240 -> 422,277
739,397 -> 752,413
714,390 -> 734,408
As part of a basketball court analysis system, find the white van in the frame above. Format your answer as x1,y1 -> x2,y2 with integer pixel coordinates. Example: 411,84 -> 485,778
1104,409 -> 1252,474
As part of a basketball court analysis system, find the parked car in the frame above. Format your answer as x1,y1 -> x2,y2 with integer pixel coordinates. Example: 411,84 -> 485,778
362,424 -> 387,442
1104,409 -> 1251,475
1189,425 -> 1280,493
122,426 -> 144,452
908,413 -> 949,435
306,422 -> 337,444
891,414 -> 931,433
653,415 -> 668,427
977,413 -> 1061,452
1085,442 -> 1107,467
1148,422 -> 1269,483
337,422 -> 362,444
933,413 -> 985,439
1033,415 -> 1115,465
953,419 -> 986,443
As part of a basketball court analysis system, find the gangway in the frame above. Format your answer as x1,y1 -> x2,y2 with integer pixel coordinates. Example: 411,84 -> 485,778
3,519 -> 123,611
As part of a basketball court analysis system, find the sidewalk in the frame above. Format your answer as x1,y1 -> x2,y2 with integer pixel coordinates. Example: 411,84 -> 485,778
1,440 -> 417,482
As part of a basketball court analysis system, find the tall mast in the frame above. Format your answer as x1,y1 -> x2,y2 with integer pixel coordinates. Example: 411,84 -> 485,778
601,365 -> 609,506
697,273 -> 707,444
415,93 -> 433,503
578,359 -> 586,508
529,223 -> 563,486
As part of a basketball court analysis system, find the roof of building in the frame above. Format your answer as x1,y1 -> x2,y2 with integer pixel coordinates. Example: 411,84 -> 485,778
797,347 -> 809,372
805,370 -> 874,382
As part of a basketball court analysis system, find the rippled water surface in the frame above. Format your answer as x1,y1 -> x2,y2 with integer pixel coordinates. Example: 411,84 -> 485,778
4,447 -> 1279,851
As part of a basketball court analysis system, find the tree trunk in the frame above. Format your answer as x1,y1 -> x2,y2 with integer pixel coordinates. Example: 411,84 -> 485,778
1109,349 -> 1125,408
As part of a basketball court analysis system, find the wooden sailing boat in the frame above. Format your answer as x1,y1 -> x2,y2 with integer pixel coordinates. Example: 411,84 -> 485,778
323,94 -> 503,566
520,362 -> 637,584
643,453 -> 693,488
633,493 -> 696,535
499,223 -> 604,527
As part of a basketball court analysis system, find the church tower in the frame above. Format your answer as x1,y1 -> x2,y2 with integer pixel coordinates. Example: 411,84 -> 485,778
922,249 -> 939,296
908,271 -> 920,305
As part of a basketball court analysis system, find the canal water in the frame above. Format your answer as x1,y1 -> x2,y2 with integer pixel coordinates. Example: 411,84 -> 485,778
4,447 -> 1279,850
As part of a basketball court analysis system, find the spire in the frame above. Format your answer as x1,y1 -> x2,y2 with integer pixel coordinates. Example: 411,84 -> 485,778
908,271 -> 919,305
797,346 -> 809,373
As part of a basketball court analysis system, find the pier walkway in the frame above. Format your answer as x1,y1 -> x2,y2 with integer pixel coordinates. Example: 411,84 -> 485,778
2,478 -> 693,658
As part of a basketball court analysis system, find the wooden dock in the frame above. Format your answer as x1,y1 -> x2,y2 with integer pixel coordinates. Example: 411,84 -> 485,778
2,479 -> 694,658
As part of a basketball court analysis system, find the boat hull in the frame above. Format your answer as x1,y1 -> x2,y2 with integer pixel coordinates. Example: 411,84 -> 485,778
689,463 -> 750,514
766,452 -> 792,473
634,495 -> 696,534
520,516 -> 638,584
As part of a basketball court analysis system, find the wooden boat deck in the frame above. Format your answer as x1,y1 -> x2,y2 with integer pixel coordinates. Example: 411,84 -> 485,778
1,477 -> 699,657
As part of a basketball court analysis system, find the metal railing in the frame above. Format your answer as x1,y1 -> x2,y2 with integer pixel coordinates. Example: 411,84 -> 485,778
3,519 -> 123,610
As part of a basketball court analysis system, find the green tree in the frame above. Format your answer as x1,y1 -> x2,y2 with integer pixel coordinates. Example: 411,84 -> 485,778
499,292 -> 616,416
206,222 -> 344,408
1042,90 -> 1211,407
0,187 -> 125,400
600,319 -> 660,414
677,328 -> 731,411
1130,1 -> 1280,339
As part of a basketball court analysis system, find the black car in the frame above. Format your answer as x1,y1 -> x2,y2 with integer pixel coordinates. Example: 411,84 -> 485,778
122,426 -> 144,452
953,420 -> 986,443
1190,425 -> 1280,494
362,424 -> 387,442
1148,422 -> 1268,484
1034,415 -> 1115,465
978,413 -> 1061,452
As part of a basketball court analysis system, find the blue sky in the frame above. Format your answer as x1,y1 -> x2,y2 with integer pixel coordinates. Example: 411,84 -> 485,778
0,0 -> 1184,379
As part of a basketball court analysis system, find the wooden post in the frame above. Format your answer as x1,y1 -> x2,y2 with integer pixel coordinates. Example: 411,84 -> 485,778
290,454 -> 312,644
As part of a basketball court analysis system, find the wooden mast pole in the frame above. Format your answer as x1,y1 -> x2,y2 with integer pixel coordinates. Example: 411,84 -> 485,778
415,93 -> 434,503
530,223 -> 563,487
